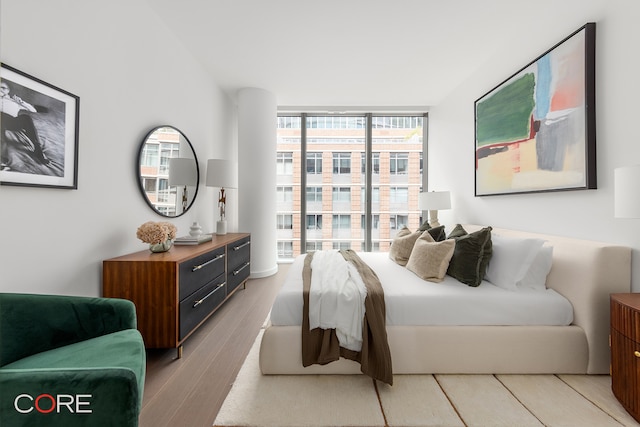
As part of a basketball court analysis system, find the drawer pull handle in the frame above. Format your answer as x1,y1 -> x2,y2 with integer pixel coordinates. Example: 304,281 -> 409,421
192,282 -> 226,307
233,262 -> 250,276
192,253 -> 225,271
233,241 -> 251,251
635,351 -> 640,358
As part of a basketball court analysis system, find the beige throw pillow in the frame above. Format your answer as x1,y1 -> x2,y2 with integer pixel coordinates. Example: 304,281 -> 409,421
389,227 -> 421,266
406,231 -> 456,282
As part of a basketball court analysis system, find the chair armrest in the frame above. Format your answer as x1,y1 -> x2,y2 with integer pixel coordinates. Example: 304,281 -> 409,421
0,367 -> 141,427
0,293 -> 137,366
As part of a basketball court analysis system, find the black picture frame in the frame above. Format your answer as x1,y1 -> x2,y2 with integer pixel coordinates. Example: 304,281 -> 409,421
474,23 -> 596,196
0,63 -> 80,189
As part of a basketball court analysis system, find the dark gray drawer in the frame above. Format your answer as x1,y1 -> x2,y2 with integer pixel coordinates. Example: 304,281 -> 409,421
228,260 -> 250,294
179,246 -> 226,300
227,237 -> 250,271
179,275 -> 226,339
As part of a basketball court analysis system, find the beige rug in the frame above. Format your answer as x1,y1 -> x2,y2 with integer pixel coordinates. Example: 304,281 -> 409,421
214,331 -> 639,427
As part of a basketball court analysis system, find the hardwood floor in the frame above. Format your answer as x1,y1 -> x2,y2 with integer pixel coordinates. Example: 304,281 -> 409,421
139,264 -> 289,427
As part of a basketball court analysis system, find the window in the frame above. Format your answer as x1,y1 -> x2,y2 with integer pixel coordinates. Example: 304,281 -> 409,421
332,214 -> 351,229
332,187 -> 351,202
277,214 -> 292,230
307,152 -> 322,174
306,187 -> 322,202
276,114 -> 426,260
277,152 -> 293,175
390,214 -> 409,230
332,153 -> 351,174
276,186 -> 293,202
390,187 -> 409,203
390,152 -> 409,175
306,215 -> 322,230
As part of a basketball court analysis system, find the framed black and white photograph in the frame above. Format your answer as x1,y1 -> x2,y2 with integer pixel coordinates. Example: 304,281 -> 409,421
0,63 -> 79,189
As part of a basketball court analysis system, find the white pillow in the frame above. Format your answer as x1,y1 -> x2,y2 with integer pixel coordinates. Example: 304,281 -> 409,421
517,245 -> 554,291
485,234 -> 545,291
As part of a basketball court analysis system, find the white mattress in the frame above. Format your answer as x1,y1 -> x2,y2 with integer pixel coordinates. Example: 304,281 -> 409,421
270,252 -> 574,327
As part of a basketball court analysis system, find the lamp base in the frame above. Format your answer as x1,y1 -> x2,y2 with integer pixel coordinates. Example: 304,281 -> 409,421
428,210 -> 441,228
216,220 -> 227,235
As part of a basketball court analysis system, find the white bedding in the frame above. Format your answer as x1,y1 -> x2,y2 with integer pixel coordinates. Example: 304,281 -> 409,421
270,251 -> 574,327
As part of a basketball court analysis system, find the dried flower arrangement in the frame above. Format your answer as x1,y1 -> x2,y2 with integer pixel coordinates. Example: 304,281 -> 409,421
136,221 -> 177,245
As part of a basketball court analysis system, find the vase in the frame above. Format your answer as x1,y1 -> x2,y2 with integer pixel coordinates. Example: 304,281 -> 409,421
149,239 -> 173,253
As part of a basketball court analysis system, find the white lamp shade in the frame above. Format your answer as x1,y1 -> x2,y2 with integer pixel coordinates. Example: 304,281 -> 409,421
206,159 -> 238,189
615,165 -> 640,218
168,158 -> 197,186
419,191 -> 451,210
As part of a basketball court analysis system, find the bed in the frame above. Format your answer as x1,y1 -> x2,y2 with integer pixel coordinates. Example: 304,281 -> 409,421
259,225 -> 631,376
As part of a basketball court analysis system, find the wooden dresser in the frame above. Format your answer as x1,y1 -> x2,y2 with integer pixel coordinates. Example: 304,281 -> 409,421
103,233 -> 250,357
610,293 -> 640,422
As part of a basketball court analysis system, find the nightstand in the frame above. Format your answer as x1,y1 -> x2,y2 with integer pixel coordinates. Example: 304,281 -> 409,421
610,293 -> 640,422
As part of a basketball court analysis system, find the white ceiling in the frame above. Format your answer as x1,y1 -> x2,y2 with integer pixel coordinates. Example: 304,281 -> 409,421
146,0 -> 535,109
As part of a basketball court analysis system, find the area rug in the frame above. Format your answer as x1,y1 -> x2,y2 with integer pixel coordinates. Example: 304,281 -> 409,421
213,331 -> 638,427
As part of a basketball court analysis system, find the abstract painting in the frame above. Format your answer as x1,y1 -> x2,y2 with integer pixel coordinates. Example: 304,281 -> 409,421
475,23 -> 596,196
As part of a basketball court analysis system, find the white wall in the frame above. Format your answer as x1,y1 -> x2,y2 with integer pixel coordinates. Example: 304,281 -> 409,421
429,0 -> 640,291
0,0 -> 235,296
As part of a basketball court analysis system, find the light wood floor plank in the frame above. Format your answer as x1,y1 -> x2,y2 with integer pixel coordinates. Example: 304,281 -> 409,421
436,374 -> 543,427
140,265 -> 287,427
498,374 -> 624,427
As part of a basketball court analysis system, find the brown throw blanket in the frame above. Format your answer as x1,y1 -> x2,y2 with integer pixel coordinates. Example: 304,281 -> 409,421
301,249 -> 393,385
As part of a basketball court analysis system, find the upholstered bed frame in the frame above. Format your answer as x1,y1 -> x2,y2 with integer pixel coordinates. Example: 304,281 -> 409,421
259,225 -> 631,375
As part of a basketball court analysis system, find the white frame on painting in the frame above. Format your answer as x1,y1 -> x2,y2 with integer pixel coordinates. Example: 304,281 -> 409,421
0,63 -> 79,189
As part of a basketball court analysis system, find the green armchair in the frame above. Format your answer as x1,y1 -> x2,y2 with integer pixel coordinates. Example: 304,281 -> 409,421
0,293 -> 146,427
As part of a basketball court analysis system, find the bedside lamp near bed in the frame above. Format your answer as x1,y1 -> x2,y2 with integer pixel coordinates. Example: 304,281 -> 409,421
615,165 -> 640,218
419,190 -> 451,228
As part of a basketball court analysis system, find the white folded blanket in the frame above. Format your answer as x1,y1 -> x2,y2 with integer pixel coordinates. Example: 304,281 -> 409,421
308,250 -> 368,351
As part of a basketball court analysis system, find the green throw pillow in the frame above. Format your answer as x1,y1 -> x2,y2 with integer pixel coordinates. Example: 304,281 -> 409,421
417,221 -> 446,241
446,225 -> 493,287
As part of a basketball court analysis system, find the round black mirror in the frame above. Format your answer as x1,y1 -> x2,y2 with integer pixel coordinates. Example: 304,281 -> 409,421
137,126 -> 199,217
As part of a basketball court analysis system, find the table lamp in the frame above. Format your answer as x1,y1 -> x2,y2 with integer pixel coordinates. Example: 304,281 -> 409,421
206,159 -> 238,235
615,165 -> 640,218
168,157 -> 197,214
419,191 -> 451,227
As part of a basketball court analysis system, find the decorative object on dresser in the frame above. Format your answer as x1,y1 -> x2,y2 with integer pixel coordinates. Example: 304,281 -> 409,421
206,159 -> 238,235
103,233 -> 250,358
135,221 -> 177,253
610,293 -> 640,423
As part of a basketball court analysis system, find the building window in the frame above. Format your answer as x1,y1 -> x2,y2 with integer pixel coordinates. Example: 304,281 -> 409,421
332,214 -> 351,229
332,187 -> 351,202
277,241 -> 293,258
390,187 -> 409,203
306,215 -> 322,230
277,152 -> 293,175
307,152 -> 322,174
277,214 -> 292,230
306,187 -> 322,202
390,214 -> 409,230
276,186 -> 293,202
333,153 -> 351,174
390,152 -> 409,175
